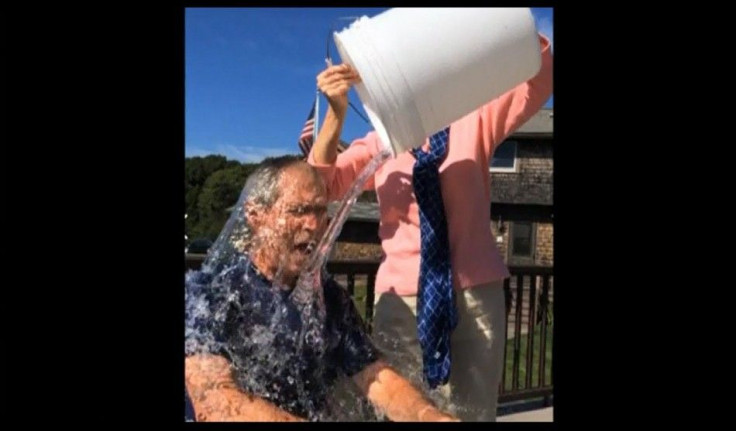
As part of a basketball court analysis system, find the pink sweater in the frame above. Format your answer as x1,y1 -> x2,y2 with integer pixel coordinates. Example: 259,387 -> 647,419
309,35 -> 553,296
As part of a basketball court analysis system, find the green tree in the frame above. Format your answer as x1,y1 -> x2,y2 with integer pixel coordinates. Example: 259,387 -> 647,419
186,155 -> 237,240
185,155 -> 228,189
195,165 -> 250,240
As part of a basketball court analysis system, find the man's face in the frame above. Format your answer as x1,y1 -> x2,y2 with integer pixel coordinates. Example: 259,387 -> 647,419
250,165 -> 328,285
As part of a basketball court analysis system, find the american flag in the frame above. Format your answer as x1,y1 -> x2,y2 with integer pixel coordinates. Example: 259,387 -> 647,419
297,101 -> 317,157
297,99 -> 348,158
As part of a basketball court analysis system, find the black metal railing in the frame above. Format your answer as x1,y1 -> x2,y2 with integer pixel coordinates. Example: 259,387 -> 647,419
499,266 -> 553,405
326,261 -> 378,331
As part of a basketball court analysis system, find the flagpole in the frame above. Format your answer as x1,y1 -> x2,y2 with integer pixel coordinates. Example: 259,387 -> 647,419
313,88 -> 320,144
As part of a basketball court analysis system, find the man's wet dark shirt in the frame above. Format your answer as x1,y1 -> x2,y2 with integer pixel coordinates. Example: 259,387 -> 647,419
185,255 -> 379,420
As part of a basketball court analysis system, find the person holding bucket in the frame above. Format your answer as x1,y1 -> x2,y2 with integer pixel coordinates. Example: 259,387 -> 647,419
308,27 -> 552,421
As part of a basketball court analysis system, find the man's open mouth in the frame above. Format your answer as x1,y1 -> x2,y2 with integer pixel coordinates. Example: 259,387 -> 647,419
294,240 -> 316,255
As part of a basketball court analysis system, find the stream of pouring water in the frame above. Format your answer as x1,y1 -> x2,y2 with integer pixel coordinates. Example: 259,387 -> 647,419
291,148 -> 392,308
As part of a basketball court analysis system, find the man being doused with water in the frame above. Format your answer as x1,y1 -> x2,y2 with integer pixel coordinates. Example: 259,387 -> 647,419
185,156 -> 457,422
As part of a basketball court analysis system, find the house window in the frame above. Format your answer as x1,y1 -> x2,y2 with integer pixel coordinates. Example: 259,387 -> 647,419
509,221 -> 535,265
490,140 -> 517,172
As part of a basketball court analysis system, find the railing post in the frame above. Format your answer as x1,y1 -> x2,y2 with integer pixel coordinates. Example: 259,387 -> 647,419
366,272 -> 375,333
526,275 -> 537,389
539,273 -> 550,388
500,277 -> 512,396
512,274 -> 524,391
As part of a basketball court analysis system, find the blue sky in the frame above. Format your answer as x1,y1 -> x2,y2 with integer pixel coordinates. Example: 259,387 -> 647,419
186,7 -> 553,163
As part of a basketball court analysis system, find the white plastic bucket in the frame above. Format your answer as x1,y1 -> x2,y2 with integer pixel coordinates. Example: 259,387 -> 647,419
334,8 -> 542,157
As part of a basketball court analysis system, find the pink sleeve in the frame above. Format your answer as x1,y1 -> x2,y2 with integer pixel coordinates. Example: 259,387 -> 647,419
479,34 -> 553,158
307,132 -> 380,201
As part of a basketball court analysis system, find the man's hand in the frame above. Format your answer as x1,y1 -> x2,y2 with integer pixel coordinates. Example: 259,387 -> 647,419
418,405 -> 461,422
317,63 -> 360,116
353,360 -> 459,422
